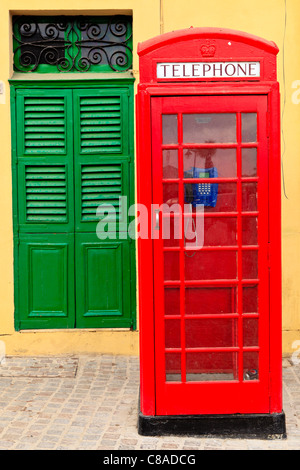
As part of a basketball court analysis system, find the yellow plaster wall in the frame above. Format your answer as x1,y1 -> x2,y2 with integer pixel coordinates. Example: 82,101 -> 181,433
0,0 -> 299,356
0,0 -> 161,356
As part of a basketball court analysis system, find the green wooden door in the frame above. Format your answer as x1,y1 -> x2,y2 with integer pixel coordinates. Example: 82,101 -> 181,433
13,85 -> 135,330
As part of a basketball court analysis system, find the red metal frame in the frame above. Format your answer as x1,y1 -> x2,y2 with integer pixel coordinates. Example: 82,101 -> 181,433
136,28 -> 281,416
152,95 -> 270,415
138,27 -> 278,84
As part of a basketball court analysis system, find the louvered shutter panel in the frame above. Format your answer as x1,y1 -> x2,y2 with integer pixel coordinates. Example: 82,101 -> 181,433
79,97 -> 122,154
77,161 -> 129,232
16,89 -> 74,233
25,165 -> 67,222
17,92 -> 70,157
23,97 -> 66,154
81,164 -> 122,221
74,89 -> 130,232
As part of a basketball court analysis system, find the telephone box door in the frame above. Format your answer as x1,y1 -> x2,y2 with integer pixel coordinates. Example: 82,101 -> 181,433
152,94 -> 270,415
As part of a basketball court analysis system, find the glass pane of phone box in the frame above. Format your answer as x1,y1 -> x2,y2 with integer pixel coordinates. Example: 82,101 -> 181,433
183,148 -> 237,178
165,351 -> 238,382
182,114 -> 237,144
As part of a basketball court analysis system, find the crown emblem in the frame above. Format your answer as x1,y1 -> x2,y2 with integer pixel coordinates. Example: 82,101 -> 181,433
200,41 -> 216,58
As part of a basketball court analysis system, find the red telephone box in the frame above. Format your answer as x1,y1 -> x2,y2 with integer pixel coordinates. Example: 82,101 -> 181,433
136,28 -> 286,438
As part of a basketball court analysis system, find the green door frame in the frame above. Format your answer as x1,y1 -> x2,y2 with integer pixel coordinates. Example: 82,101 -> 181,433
10,76 -> 136,331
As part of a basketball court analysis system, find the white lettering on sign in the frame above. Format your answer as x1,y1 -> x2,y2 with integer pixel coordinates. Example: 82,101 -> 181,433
157,62 -> 260,79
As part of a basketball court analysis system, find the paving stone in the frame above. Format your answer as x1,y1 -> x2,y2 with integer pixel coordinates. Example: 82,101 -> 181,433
0,355 -> 298,449
0,357 -> 78,378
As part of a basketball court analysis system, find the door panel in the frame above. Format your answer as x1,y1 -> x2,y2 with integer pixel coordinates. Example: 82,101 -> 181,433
73,88 -> 133,328
75,233 -> 132,328
73,89 -> 131,233
152,95 -> 269,415
18,233 -> 75,329
16,89 -> 74,233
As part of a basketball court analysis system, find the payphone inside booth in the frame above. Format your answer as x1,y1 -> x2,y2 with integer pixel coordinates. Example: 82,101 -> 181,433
136,28 -> 286,438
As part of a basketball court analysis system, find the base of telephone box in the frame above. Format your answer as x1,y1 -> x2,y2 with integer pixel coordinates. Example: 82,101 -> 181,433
138,409 -> 286,439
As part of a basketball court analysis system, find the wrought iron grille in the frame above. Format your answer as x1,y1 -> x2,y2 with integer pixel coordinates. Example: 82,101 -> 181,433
13,15 -> 133,73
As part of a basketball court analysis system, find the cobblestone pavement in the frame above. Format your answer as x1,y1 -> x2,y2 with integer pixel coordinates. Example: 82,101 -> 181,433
0,355 -> 299,450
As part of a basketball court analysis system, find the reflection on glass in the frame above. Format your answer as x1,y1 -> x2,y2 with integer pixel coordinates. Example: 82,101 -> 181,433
242,217 -> 258,245
184,182 -> 237,212
242,251 -> 258,279
185,318 -> 237,348
163,217 -> 180,247
185,287 -> 237,315
164,252 -> 180,281
243,318 -> 259,347
242,182 -> 257,211
242,148 -> 257,177
185,251 -> 237,280
162,115 -> 178,145
243,351 -> 259,381
165,319 -> 181,348
186,352 -> 237,381
243,285 -> 258,313
242,113 -> 257,142
183,148 -> 237,178
165,288 -> 180,316
182,114 -> 236,143
163,183 -> 179,206
163,150 -> 178,179
204,217 -> 237,246
165,353 -> 181,382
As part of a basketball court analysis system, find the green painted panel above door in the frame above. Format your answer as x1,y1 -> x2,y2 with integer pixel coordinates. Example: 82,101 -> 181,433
12,16 -> 133,74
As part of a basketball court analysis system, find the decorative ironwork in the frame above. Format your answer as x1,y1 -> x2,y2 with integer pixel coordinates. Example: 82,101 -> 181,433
13,16 -> 133,73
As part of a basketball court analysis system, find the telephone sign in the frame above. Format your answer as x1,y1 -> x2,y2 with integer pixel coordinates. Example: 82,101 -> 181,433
157,61 -> 260,79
